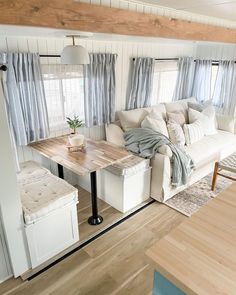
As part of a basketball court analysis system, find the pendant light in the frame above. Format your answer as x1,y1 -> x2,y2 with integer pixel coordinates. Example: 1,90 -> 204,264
61,35 -> 89,65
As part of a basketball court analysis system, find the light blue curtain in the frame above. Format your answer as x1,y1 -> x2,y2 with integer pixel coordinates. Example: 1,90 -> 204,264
191,59 -> 212,103
0,71 -> 20,172
127,57 -> 155,110
172,57 -> 195,101
2,52 -> 49,146
212,60 -> 236,115
83,53 -> 117,127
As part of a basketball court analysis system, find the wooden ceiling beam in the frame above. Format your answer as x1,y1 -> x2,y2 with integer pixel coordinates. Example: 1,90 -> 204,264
1,0 -> 236,43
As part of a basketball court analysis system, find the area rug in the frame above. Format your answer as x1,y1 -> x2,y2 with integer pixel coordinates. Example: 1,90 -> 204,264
164,172 -> 234,217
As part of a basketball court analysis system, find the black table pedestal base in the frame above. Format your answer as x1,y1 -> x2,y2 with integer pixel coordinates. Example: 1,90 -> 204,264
88,215 -> 103,225
88,171 -> 103,226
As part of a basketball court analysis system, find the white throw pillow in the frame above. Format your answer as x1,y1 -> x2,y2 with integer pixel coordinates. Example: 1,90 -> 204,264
165,97 -> 197,123
141,110 -> 169,138
188,106 -> 217,135
167,112 -> 186,127
167,120 -> 185,147
183,120 -> 204,146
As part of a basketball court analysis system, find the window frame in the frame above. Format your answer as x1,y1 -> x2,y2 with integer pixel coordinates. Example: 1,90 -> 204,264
41,64 -> 85,132
151,60 -> 179,105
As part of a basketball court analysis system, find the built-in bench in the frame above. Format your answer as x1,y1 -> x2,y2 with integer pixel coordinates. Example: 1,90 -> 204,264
98,155 -> 151,213
17,161 -> 79,269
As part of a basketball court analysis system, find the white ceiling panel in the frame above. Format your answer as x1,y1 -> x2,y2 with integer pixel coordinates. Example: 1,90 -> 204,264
134,0 -> 236,21
138,0 -> 227,9
182,2 -> 236,21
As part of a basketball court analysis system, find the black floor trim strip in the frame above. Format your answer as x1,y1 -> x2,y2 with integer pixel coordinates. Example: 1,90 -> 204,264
28,199 -> 155,281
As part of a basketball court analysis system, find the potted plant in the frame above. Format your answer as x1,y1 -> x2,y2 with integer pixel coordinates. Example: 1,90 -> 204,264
66,115 -> 85,147
66,115 -> 83,134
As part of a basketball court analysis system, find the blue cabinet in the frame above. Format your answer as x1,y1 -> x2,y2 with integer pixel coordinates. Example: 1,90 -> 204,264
153,271 -> 186,295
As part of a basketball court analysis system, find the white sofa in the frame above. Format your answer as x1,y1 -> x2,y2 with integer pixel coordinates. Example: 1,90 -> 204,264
106,98 -> 236,203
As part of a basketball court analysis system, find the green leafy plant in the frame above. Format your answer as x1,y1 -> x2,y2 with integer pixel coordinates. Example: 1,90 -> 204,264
66,115 -> 83,134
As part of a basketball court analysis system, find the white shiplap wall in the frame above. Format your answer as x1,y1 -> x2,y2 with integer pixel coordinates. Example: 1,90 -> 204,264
1,32 -> 235,184
0,35 -> 195,177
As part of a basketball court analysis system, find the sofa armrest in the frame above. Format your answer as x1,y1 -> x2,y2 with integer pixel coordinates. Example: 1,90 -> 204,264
150,153 -> 171,202
105,123 -> 125,147
216,114 -> 236,134
158,145 -> 173,158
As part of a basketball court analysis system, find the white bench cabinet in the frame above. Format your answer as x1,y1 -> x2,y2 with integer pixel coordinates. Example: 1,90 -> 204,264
98,156 -> 151,213
25,202 -> 79,268
18,161 -> 80,269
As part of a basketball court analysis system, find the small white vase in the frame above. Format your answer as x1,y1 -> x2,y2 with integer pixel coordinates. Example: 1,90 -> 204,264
68,134 -> 85,147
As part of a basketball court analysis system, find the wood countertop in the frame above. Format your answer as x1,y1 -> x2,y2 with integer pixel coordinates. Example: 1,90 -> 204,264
146,183 -> 236,295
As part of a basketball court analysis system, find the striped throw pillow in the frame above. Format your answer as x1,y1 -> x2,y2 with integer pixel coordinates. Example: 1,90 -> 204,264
183,120 -> 204,146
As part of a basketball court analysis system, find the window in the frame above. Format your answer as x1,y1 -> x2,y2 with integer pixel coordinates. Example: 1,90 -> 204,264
151,60 -> 219,104
42,64 -> 84,130
151,61 -> 178,105
211,64 -> 219,98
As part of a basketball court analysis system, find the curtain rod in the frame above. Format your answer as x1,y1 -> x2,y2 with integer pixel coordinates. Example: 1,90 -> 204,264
132,57 -> 178,61
40,54 -> 61,58
40,55 -> 234,65
132,57 -> 236,64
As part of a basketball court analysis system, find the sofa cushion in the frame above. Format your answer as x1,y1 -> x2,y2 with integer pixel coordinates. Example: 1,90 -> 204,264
146,104 -> 167,120
141,110 -> 169,137
118,108 -> 149,131
167,119 -> 185,147
217,114 -> 236,134
167,112 -> 186,127
117,103 -> 166,131
188,106 -> 217,135
105,123 -> 125,147
184,130 -> 236,168
165,97 -> 196,122
183,120 -> 204,146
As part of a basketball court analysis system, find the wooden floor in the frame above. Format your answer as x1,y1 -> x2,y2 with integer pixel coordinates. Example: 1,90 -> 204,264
0,191 -> 185,295
77,186 -> 124,241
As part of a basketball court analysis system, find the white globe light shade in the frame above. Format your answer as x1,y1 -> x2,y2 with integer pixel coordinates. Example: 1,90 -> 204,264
61,45 -> 90,65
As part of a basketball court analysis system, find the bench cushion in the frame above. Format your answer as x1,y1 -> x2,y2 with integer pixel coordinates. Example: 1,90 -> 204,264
219,152 -> 236,173
19,174 -> 78,225
17,161 -> 78,225
105,155 -> 150,176
18,161 -> 50,184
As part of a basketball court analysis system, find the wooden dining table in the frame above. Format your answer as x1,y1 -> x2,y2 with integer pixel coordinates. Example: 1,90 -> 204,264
29,135 -> 131,225
146,183 -> 236,295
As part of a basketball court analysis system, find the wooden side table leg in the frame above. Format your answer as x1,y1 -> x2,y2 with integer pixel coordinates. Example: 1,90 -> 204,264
211,162 -> 219,191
